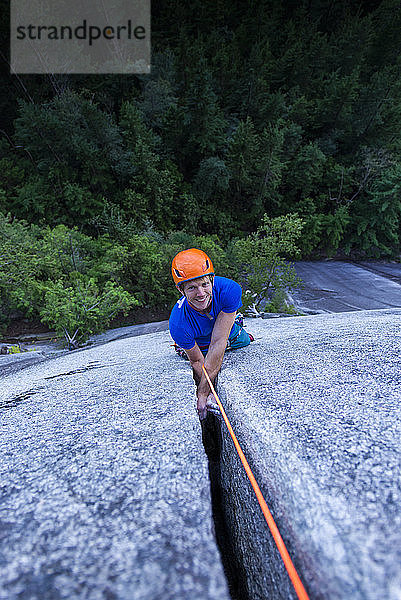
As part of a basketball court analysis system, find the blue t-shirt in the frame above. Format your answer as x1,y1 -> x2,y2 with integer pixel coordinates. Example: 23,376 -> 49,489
169,276 -> 242,349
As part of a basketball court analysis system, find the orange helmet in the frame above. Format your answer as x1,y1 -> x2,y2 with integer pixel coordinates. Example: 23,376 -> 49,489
172,248 -> 214,287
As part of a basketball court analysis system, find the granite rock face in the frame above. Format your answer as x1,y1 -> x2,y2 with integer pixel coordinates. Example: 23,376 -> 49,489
0,332 -> 230,600
3,308 -> 400,600
217,309 -> 401,600
290,261 -> 401,313
0,350 -> 48,376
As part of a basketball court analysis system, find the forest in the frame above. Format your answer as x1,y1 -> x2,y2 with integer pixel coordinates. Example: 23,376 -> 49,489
1,0 -> 400,344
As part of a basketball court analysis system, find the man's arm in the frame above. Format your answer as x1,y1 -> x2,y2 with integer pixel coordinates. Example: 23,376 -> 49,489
185,343 -> 205,388
199,310 -> 236,393
186,311 -> 236,418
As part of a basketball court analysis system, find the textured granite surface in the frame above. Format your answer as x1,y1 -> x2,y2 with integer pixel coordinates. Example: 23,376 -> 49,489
217,309 -> 401,600
0,350 -> 49,377
0,321 -> 170,377
0,332 -> 230,600
291,261 -> 401,313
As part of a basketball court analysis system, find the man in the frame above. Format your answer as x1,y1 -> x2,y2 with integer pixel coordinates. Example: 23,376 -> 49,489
169,248 -> 253,420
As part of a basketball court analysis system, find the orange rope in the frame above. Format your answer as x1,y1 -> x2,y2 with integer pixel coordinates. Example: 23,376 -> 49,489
202,365 -> 309,600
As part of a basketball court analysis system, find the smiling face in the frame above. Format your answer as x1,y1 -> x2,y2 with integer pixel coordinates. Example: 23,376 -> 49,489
181,275 -> 213,312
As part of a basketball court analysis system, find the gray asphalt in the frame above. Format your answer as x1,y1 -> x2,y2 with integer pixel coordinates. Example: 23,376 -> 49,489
290,261 -> 401,313
0,332 -> 230,600
218,310 -> 401,599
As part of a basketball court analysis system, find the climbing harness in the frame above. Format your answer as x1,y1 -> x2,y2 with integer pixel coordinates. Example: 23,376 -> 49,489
202,365 -> 310,600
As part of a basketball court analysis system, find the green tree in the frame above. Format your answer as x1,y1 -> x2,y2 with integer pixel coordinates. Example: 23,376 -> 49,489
0,215 -> 138,340
138,55 -> 178,131
282,142 -> 327,206
120,101 -> 198,232
299,205 -> 350,258
229,213 -> 304,315
39,276 -> 136,348
345,163 -> 401,257
226,118 -> 287,228
0,213 -> 44,322
11,91 -> 132,226
161,59 -> 227,173
226,117 -> 264,228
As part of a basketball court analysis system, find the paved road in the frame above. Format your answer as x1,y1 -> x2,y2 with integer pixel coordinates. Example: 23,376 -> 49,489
289,261 -> 401,313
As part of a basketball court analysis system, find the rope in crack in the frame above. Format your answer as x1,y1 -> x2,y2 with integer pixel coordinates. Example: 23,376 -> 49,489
202,364 -> 310,600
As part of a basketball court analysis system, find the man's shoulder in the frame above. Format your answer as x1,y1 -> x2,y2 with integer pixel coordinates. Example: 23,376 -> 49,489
213,275 -> 242,312
169,297 -> 195,348
169,296 -> 188,324
214,275 -> 241,293
214,275 -> 237,288
174,296 -> 187,310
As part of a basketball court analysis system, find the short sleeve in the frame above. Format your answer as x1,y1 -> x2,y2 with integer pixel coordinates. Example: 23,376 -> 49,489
219,278 -> 242,313
169,307 -> 196,349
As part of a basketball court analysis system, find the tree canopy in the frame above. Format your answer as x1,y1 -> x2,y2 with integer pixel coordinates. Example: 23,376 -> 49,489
1,0 -> 400,338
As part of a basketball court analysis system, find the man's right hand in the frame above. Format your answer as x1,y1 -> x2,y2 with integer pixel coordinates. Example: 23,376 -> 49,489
197,393 -> 208,420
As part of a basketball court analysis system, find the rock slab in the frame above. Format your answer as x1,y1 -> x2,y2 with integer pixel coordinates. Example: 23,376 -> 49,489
217,309 -> 401,600
0,331 -> 230,600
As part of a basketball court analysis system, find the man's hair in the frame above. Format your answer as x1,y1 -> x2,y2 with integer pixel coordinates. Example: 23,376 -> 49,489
179,274 -> 214,292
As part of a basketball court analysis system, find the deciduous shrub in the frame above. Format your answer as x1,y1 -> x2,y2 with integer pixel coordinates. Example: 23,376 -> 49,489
0,213 -> 138,345
39,276 -> 136,348
229,214 -> 304,315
